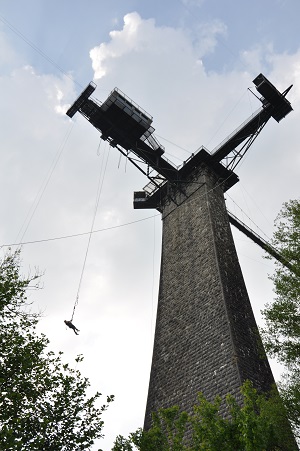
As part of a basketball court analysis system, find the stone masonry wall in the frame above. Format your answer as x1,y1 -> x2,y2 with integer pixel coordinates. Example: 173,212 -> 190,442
144,164 -> 274,429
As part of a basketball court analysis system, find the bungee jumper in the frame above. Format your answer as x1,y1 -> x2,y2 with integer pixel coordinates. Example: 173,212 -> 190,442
64,320 -> 80,335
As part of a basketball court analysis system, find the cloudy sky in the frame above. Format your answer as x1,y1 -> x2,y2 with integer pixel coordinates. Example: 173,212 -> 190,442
0,0 -> 299,449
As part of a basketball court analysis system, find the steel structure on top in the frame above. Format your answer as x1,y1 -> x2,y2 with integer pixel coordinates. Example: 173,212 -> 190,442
66,74 -> 292,203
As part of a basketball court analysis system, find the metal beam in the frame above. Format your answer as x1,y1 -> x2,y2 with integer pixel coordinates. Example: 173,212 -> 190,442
211,107 -> 271,163
211,74 -> 293,164
228,211 -> 299,277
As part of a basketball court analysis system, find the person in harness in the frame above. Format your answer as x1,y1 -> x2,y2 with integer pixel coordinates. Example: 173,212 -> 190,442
64,320 -> 80,335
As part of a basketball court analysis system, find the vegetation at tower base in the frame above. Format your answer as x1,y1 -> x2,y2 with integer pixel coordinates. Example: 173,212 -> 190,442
261,199 -> 300,440
0,249 -> 113,451
112,381 -> 296,451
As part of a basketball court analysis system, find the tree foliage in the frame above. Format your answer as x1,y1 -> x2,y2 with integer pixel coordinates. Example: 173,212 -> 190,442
261,199 -> 300,437
112,381 -> 296,451
262,199 -> 300,365
0,249 -> 113,450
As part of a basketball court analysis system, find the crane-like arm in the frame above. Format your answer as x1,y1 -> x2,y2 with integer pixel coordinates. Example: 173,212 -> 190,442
211,74 -> 293,166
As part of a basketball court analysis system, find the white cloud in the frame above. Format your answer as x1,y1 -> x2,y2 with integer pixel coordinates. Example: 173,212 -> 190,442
90,12 -> 195,80
194,20 -> 227,56
90,12 -> 226,83
240,43 -> 274,74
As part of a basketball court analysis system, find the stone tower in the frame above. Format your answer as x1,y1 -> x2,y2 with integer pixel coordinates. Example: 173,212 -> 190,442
141,162 -> 274,428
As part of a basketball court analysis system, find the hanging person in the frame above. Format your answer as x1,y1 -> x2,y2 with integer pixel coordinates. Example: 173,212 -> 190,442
64,320 -> 80,335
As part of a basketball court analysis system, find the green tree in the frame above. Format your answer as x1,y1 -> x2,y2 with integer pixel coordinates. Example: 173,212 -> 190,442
261,199 -> 300,437
0,249 -> 113,450
262,199 -> 300,364
112,381 -> 296,451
